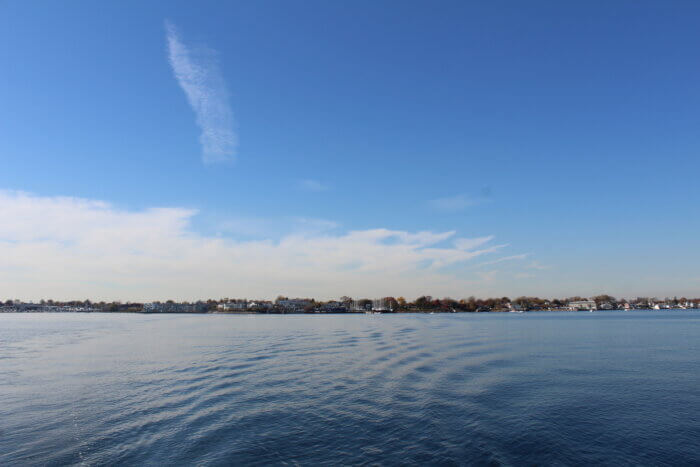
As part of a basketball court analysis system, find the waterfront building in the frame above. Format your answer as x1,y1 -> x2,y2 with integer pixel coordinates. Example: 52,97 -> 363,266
218,301 -> 248,311
321,301 -> 348,312
277,299 -> 312,311
567,300 -> 597,311
248,301 -> 274,311
143,302 -> 207,313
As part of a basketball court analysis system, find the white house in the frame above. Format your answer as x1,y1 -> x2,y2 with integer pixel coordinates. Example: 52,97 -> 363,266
218,301 -> 248,311
568,300 -> 597,311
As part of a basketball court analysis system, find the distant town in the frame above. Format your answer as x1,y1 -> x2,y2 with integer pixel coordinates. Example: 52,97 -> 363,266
1,295 -> 699,314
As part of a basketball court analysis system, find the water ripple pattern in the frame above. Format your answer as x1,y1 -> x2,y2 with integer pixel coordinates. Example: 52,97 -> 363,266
1,311 -> 699,465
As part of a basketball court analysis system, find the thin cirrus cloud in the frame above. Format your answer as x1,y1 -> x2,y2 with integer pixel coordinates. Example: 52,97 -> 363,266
454,236 -> 494,251
479,254 -> 530,266
165,20 -> 237,164
525,260 -> 550,270
0,190 -> 510,302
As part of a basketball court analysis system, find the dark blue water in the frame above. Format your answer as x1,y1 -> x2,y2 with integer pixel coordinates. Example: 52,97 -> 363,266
1,311 -> 699,465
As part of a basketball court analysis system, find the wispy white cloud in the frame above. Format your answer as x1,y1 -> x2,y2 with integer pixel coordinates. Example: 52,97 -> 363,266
165,20 -> 236,163
0,190 -> 506,301
298,179 -> 329,192
526,260 -> 550,270
428,194 -> 480,212
455,236 -> 494,251
479,253 -> 530,266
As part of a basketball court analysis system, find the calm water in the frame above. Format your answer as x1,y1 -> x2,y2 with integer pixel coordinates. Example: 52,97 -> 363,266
1,311 -> 699,466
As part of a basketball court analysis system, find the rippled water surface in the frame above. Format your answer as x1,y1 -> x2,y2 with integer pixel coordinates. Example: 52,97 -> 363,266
1,311 -> 699,465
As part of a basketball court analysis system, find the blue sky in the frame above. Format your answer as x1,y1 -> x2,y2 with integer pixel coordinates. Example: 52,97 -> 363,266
1,0 -> 699,300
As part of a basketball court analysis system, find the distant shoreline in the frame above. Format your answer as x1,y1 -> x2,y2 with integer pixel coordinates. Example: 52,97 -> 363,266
3,295 -> 698,314
1,308 -> 698,315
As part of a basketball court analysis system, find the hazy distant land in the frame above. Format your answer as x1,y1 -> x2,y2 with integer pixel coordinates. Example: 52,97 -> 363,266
2,295 -> 698,314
